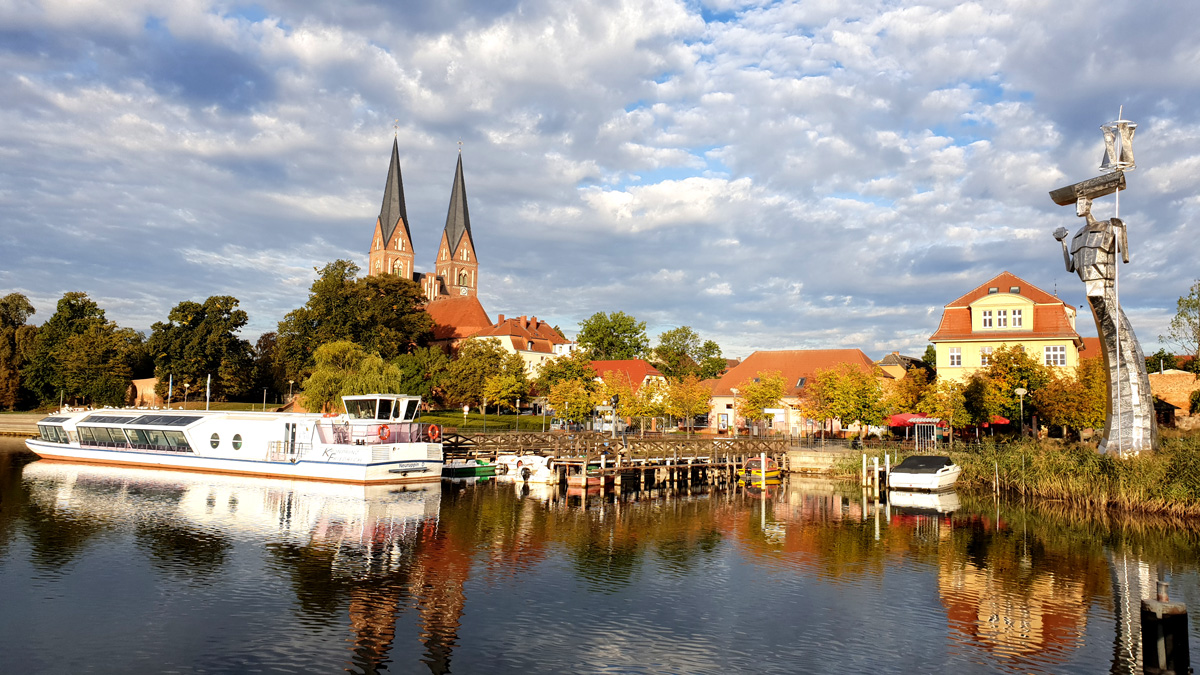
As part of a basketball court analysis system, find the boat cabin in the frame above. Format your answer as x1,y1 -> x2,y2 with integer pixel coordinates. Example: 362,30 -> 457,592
342,395 -> 422,422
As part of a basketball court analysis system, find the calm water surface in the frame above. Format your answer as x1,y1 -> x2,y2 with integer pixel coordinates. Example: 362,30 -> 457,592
1,437 -> 1198,674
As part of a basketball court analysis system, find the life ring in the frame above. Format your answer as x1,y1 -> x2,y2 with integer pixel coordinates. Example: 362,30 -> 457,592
378,425 -> 391,442
427,424 -> 441,442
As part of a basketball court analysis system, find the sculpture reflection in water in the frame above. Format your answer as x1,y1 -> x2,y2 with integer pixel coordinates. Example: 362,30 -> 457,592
19,461 -> 467,675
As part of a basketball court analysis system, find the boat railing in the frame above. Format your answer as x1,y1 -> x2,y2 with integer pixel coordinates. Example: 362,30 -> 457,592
267,441 -> 313,462
80,440 -> 195,454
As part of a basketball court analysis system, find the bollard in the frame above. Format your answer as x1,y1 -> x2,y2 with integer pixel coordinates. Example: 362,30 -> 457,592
862,453 -> 867,487
1141,578 -> 1190,675
872,456 -> 879,498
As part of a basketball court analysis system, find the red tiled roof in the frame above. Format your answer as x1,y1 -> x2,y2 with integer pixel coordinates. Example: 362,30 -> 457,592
472,314 -> 571,354
710,349 -> 884,397
588,360 -> 665,393
929,272 -> 1080,343
1078,336 -> 1102,360
425,296 -> 492,340
944,271 -> 1060,307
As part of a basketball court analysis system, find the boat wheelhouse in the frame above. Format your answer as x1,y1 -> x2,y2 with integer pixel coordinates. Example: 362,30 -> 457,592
27,394 -> 443,484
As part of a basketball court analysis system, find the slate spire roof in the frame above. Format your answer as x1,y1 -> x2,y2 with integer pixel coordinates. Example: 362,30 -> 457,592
442,153 -> 473,255
378,137 -> 410,247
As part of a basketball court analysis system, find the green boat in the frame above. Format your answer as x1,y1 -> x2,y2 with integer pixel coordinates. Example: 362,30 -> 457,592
442,458 -> 497,478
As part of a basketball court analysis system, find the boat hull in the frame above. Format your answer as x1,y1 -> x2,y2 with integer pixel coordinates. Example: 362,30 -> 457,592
26,440 -> 442,485
888,465 -> 961,491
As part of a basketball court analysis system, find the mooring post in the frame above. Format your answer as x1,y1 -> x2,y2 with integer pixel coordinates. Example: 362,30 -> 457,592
861,453 -> 867,488
1141,569 -> 1190,675
872,456 -> 879,499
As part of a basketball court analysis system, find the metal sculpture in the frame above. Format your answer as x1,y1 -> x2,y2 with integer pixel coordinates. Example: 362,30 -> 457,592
1050,110 -> 1156,456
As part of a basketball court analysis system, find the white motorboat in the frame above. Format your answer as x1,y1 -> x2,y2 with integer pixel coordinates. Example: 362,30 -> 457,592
888,455 -> 962,491
25,394 -> 443,484
496,454 -> 559,483
887,489 -> 961,513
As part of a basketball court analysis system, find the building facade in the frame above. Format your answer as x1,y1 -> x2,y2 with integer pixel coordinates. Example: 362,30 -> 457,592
472,315 -> 575,373
929,272 -> 1084,382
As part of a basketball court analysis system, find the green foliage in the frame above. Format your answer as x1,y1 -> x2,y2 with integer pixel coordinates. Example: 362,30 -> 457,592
917,379 -> 967,433
23,292 -> 109,405
1033,356 -> 1106,436
650,326 -> 726,380
148,296 -> 254,402
922,344 -> 937,371
535,349 -> 594,395
963,371 -> 1004,426
547,378 -> 600,424
393,346 -> 450,402
1191,390 -> 1200,415
799,363 -> 887,433
964,344 -> 1051,424
1162,279 -> 1200,365
576,311 -> 648,360
252,332 -> 289,399
302,341 -> 405,412
276,261 -> 434,380
0,293 -> 36,410
1146,348 -> 1178,374
62,323 -> 148,407
884,367 -> 930,413
441,338 -> 510,407
483,354 -> 530,412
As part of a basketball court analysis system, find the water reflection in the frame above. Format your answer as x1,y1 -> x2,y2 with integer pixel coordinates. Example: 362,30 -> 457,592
1,447 -> 1197,674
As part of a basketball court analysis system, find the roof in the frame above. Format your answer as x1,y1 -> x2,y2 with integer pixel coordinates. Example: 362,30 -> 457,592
473,314 -> 571,354
876,352 -> 924,368
929,272 -> 1080,343
588,360 -> 665,393
944,271 -> 1060,307
377,138 -> 410,249
425,296 -> 492,341
1078,336 -> 1102,360
710,349 -> 884,397
443,153 -> 474,256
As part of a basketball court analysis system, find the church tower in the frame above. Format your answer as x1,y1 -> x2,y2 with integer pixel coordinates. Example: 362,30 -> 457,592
367,138 -> 416,280
425,153 -> 478,300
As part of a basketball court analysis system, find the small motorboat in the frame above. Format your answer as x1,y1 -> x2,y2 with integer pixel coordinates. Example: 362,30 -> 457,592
887,489 -> 961,514
738,456 -> 781,483
888,455 -> 961,491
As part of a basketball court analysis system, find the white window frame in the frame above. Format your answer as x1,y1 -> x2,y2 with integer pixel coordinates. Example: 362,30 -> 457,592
1044,345 -> 1066,367
948,347 -> 962,367
980,346 -> 993,366
982,310 -> 993,328
997,310 -> 1008,328
1012,309 -> 1023,328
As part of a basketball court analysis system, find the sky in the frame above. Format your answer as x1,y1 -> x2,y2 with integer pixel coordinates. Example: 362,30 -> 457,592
2,0 -> 1199,361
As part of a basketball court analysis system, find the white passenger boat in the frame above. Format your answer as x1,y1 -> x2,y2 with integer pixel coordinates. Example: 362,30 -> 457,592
25,394 -> 443,484
888,455 -> 962,491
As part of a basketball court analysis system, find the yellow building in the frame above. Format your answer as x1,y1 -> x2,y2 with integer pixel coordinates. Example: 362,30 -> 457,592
929,272 -> 1084,382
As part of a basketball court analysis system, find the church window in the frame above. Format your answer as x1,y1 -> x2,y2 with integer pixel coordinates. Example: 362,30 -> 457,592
393,261 -> 402,275
459,271 -> 468,286
375,260 -> 381,272
398,238 -> 404,251
461,248 -> 469,261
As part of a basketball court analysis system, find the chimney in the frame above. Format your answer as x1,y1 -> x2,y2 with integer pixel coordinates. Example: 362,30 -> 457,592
520,315 -> 527,328
497,314 -> 505,323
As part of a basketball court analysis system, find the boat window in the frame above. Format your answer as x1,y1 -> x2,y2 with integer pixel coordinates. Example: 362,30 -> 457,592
210,433 -> 220,449
403,399 -> 419,421
162,431 -> 191,451
78,427 -> 96,443
390,399 -> 401,420
142,429 -> 165,446
232,434 -> 242,450
110,429 -> 132,444
345,399 -> 377,420
376,402 -> 389,420
125,428 -> 150,445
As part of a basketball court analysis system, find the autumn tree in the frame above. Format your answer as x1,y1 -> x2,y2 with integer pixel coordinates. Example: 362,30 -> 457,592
483,353 -> 530,412
0,293 -> 36,409
535,349 -> 595,395
797,364 -> 887,441
735,370 -> 788,434
148,296 -> 254,402
917,379 -> 967,444
964,344 -> 1051,424
576,311 -> 648,360
884,367 -> 931,414
548,378 -> 600,425
666,374 -> 712,437
1032,355 -> 1106,438
440,338 -> 509,408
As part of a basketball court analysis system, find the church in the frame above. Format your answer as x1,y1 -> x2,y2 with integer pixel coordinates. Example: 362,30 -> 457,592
366,139 -> 493,348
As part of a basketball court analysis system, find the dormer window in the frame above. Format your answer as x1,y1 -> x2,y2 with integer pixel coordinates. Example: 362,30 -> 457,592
988,287 -> 999,294
1010,286 -> 1020,294
796,377 -> 807,388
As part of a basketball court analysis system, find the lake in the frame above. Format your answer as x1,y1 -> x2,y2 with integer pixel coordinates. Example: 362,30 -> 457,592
1,437 -> 1197,674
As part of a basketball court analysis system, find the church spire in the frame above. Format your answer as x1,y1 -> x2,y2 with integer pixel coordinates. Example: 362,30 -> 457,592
442,153 -> 473,256
378,137 -> 410,248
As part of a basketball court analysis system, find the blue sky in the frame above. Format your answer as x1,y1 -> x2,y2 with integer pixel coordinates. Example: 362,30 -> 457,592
2,0 -> 1198,359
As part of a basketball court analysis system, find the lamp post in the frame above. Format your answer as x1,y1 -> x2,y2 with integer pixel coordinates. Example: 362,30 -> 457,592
482,397 -> 487,432
1014,388 -> 1027,438
183,383 -> 189,410
288,379 -> 294,402
730,388 -> 739,438
262,388 -> 267,411
463,405 -> 469,430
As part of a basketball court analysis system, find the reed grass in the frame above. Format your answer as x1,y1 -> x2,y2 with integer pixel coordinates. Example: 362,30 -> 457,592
842,433 -> 1200,517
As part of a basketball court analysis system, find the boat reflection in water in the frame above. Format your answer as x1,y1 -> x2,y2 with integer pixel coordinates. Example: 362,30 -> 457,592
20,460 -> 459,674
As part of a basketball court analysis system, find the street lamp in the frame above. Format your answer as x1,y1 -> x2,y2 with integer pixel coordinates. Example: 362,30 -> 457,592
463,404 -> 469,430
263,388 -> 268,411
1014,387 -> 1027,438
183,383 -> 189,410
730,388 -> 739,438
288,379 -> 294,402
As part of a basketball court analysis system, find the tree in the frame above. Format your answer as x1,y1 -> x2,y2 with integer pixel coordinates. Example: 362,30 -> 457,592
650,326 -> 726,379
547,378 -> 600,425
276,260 -> 434,380
963,371 -> 1005,427
922,345 -> 937,372
482,353 -> 530,412
884,367 -> 931,414
735,370 -> 789,434
393,346 -> 451,404
695,340 -> 727,379
441,338 -> 509,407
535,350 -> 595,395
917,379 -> 967,439
1145,348 -> 1178,374
1032,355 -> 1105,437
301,341 -> 406,412
61,324 -> 147,407
148,296 -> 254,402
576,311 -> 648,360
665,374 -> 712,437
968,344 -> 1051,423
23,292 -> 108,405
797,364 -> 886,441
252,332 -> 289,400
1162,280 -> 1200,368
0,293 -> 36,410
